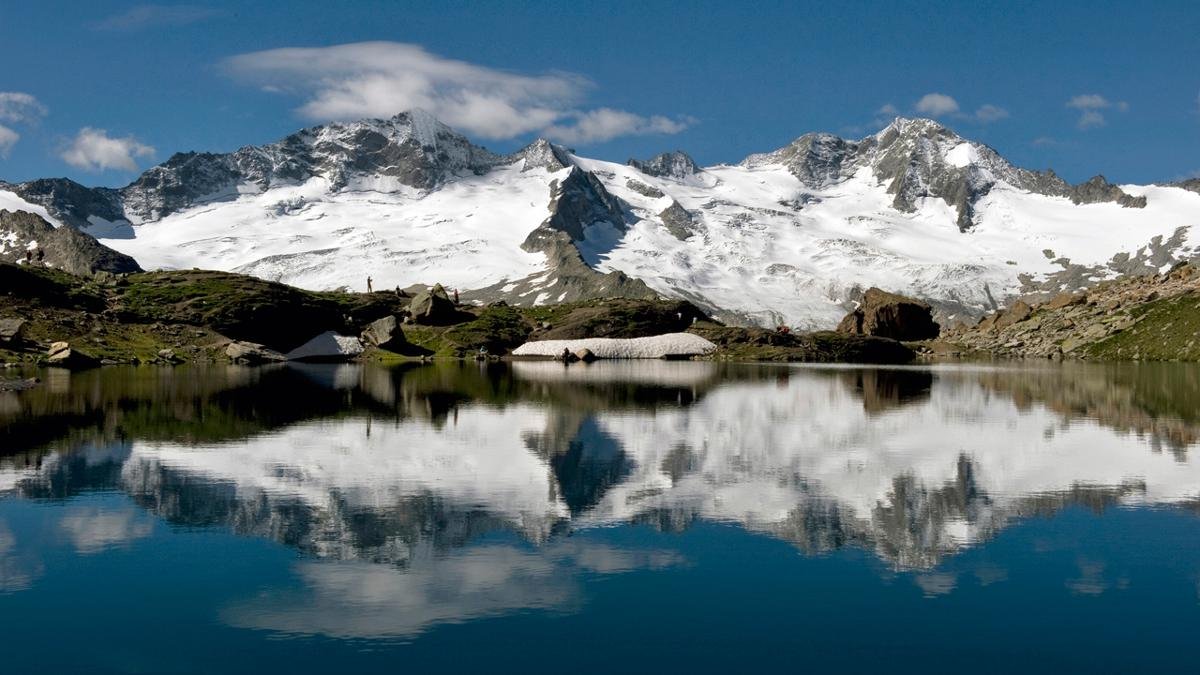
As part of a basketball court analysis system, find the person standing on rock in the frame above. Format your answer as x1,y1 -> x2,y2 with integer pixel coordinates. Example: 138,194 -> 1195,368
366,276 -> 374,293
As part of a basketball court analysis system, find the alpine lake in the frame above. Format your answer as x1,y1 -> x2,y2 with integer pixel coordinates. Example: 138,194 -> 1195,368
1,359 -> 1198,673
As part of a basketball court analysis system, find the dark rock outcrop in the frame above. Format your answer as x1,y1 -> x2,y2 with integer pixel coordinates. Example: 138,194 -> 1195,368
0,210 -> 141,276
1068,175 -> 1147,207
659,201 -> 696,240
0,318 -> 26,345
837,288 -> 940,341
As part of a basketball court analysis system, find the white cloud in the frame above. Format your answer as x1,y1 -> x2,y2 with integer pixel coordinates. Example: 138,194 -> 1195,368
1066,94 -> 1128,129
914,93 -> 960,117
877,103 -> 900,117
92,4 -> 222,31
543,108 -> 693,144
59,507 -> 153,555
0,92 -> 47,158
973,104 -> 1010,123
224,41 -> 691,143
0,125 -> 18,158
0,92 -> 47,124
902,95 -> 1008,125
60,127 -> 156,172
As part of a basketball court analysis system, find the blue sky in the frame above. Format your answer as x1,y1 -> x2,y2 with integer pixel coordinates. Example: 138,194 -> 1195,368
1,0 -> 1197,186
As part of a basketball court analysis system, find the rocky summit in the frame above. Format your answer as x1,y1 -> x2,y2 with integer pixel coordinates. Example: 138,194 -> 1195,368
1,111 -> 1198,330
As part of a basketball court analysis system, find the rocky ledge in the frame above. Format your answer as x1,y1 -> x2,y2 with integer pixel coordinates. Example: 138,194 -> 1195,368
940,262 -> 1200,361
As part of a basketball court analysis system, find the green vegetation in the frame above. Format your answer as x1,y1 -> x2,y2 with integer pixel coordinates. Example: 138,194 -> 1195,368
1083,292 -> 1200,361
691,324 -> 915,363
3,263 -> 917,366
118,270 -> 374,351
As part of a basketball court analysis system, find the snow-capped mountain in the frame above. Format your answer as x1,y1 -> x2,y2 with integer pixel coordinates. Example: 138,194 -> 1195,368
3,111 -> 1198,328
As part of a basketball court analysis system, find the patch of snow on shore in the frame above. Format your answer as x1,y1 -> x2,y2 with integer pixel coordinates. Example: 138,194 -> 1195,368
512,333 -> 717,359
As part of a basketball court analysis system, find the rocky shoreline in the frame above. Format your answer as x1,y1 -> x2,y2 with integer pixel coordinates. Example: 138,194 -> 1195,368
0,263 -> 916,370
937,262 -> 1200,361
7,259 -> 1197,375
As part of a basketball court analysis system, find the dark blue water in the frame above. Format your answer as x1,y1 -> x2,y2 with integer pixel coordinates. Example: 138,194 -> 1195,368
2,361 -> 1198,673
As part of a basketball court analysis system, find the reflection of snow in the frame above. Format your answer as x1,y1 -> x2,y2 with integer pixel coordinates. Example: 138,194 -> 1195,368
511,359 -> 719,386
123,404 -> 570,540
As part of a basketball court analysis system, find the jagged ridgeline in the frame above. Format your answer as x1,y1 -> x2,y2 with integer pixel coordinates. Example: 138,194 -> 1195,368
2,111 -> 1197,330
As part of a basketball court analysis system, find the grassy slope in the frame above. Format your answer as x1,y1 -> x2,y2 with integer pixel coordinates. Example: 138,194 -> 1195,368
4,264 -> 916,365
1083,292 -> 1200,361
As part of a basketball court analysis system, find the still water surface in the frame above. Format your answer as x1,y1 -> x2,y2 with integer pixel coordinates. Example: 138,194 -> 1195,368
2,361 -> 1199,673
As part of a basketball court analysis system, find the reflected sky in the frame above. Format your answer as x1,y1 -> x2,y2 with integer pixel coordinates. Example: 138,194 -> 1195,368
1,361 -> 1199,671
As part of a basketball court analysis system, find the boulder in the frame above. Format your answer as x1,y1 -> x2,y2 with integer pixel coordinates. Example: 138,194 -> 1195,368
836,288 -> 940,341
1044,292 -> 1087,310
995,300 -> 1033,329
225,340 -> 286,365
574,347 -> 597,363
361,315 -> 408,351
285,331 -> 364,362
407,284 -> 459,325
0,318 -> 26,345
46,341 -> 100,370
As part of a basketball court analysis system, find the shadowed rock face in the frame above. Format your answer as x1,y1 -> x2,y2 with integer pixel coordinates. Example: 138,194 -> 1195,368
4,179 -> 125,230
467,167 -> 657,308
1170,178 -> 1200,195
837,288 -> 940,341
0,209 -> 141,276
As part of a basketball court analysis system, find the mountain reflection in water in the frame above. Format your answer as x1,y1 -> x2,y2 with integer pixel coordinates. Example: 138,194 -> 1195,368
1,360 -> 1199,644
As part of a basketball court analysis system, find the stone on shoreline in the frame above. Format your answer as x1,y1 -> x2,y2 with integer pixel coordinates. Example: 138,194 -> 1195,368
837,288 -> 940,341
226,340 -> 286,365
0,318 -> 26,345
361,315 -> 409,352
46,341 -> 99,370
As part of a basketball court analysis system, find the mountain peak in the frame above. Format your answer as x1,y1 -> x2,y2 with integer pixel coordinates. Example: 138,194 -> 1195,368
627,150 -> 699,179
513,138 -> 573,171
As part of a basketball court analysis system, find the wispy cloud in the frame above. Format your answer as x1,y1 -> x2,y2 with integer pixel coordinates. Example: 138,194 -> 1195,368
223,41 -> 693,144
0,91 -> 47,158
543,108 -> 695,144
92,4 -> 221,31
1066,94 -> 1128,130
60,127 -> 155,171
0,126 -> 18,158
973,103 -> 1010,123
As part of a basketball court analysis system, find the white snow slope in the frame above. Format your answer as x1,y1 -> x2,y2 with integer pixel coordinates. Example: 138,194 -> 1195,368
5,116 -> 1198,329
